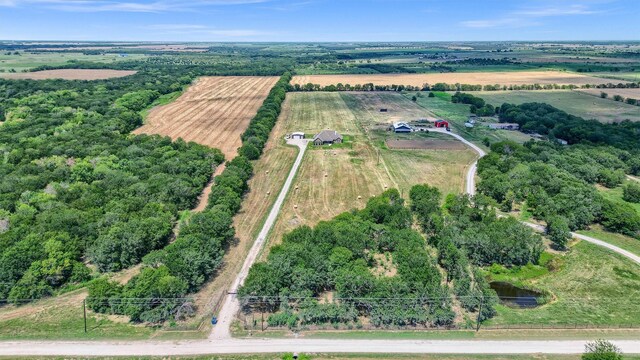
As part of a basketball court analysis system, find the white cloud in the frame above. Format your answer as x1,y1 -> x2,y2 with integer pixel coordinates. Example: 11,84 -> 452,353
460,18 -> 538,29
461,3 -> 601,29
0,0 -> 270,12
514,4 -> 599,17
142,23 -> 272,37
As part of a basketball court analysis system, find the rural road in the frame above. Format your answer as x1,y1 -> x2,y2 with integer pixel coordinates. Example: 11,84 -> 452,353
429,127 -> 486,195
1,131 -> 639,358
210,138 -> 310,339
1,339 -> 640,356
433,127 -> 640,265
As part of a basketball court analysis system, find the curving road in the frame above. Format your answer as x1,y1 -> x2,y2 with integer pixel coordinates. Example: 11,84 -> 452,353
433,127 -> 640,265
429,128 -> 486,195
211,138 -> 310,339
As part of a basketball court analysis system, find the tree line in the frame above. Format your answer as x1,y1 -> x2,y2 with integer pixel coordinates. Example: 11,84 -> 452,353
290,81 -> 639,93
86,73 -> 292,323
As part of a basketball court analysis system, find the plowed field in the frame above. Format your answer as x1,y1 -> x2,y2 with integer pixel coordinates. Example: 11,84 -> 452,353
133,76 -> 278,158
292,71 -> 624,87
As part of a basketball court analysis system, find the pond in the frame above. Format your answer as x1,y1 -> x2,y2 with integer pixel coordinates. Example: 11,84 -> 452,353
489,281 -> 543,308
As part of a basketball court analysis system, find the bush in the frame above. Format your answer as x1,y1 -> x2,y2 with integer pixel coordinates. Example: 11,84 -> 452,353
622,182 -> 640,203
582,339 -> 623,360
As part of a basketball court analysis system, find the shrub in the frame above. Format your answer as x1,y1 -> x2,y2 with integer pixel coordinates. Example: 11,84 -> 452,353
582,339 -> 623,360
622,182 -> 640,203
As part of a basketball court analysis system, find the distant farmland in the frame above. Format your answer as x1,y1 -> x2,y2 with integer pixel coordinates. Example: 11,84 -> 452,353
0,69 -> 137,80
134,76 -> 278,158
478,90 -> 640,123
292,71 -> 625,87
577,88 -> 640,100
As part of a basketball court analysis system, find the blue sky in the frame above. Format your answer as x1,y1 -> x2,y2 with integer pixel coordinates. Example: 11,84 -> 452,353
0,0 -> 638,42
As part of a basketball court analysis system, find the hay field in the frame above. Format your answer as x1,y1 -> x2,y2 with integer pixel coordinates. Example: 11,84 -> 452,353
133,76 -> 278,158
478,90 -> 640,123
292,71 -> 624,87
0,69 -> 137,80
265,92 -> 477,249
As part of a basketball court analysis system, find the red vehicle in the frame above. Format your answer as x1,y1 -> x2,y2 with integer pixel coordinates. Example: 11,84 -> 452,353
434,120 -> 449,128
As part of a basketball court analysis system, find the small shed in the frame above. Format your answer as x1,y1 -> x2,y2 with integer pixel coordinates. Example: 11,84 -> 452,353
380,108 -> 388,112
434,120 -> 449,128
291,132 -> 305,139
392,122 -> 412,133
313,130 -> 343,146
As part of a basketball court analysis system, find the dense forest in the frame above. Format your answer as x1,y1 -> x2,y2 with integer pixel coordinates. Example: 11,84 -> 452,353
86,73 -> 292,323
497,102 -> 640,149
0,58 -> 291,306
479,140 -> 640,243
237,187 -> 541,329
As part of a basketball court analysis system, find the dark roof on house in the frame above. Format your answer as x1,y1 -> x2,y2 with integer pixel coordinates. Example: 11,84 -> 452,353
313,130 -> 343,142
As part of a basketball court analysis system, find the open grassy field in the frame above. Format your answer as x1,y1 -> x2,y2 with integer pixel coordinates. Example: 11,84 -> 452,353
578,226 -> 640,257
0,51 -> 145,73
134,76 -> 279,159
264,92 -> 477,251
477,90 -> 640,123
292,71 -> 625,87
486,241 -> 640,327
408,92 -> 533,147
592,72 -> 640,82
577,88 -> 640,100
0,69 -> 137,80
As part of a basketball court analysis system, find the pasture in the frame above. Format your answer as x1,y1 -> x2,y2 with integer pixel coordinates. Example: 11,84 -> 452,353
0,69 -> 137,80
292,71 -> 624,87
409,92 -> 533,146
264,92 -> 477,250
0,51 -> 145,73
487,241 -> 640,327
133,76 -> 279,158
478,90 -> 640,123
577,88 -> 640,100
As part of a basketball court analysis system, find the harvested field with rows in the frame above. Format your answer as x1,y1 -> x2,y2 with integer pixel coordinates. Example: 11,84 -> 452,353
0,69 -> 137,80
292,71 -> 625,87
133,76 -> 278,158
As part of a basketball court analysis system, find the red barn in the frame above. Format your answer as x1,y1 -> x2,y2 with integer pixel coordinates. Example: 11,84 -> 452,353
434,120 -> 449,128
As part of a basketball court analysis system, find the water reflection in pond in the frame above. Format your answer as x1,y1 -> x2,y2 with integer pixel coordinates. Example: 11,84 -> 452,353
490,281 -> 543,308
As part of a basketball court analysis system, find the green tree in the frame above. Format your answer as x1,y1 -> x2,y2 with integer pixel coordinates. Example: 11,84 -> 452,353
622,182 -> 640,203
546,216 -> 571,250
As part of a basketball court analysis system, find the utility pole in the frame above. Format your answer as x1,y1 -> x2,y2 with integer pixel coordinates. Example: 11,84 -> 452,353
83,299 -> 87,334
476,296 -> 483,332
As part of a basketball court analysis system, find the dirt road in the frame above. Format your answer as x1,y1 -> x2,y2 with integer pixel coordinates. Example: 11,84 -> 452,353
429,127 -> 486,195
210,138 -> 310,339
433,127 -> 640,264
1,338 -> 639,356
